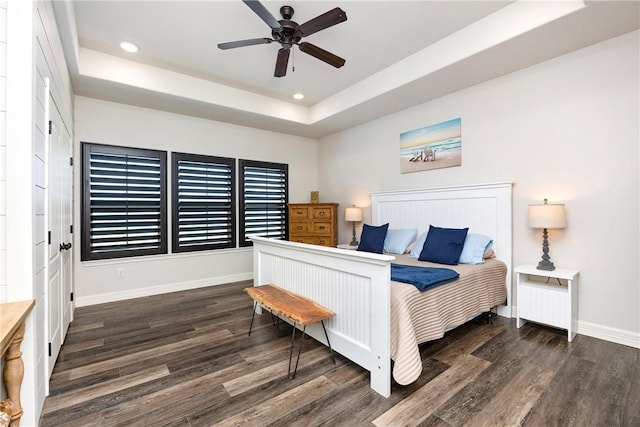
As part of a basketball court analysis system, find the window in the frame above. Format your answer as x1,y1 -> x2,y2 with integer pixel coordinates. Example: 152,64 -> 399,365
172,153 -> 235,252
239,160 -> 288,246
81,143 -> 167,261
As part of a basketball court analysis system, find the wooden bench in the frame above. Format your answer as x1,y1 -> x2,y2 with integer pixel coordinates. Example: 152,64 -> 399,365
244,284 -> 336,379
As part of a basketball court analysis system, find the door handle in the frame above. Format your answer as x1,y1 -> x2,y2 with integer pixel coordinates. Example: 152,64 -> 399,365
59,242 -> 72,251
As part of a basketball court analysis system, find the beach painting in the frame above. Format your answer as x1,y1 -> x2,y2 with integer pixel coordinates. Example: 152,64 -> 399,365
400,118 -> 462,173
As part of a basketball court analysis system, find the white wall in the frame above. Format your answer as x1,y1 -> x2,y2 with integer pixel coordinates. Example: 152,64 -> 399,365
74,96 -> 318,305
0,0 -> 6,304
318,31 -> 639,347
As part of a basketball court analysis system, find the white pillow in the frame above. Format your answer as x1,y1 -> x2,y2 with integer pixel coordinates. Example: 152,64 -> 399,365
458,233 -> 494,264
383,229 -> 418,254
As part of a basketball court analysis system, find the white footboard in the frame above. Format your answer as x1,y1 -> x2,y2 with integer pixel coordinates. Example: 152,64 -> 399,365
251,236 -> 394,398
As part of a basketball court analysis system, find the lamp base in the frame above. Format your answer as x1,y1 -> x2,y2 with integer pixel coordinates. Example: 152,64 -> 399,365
537,228 -> 556,271
350,223 -> 359,247
536,259 -> 556,271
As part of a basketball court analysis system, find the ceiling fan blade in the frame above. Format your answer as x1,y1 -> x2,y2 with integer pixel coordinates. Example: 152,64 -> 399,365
274,48 -> 290,77
298,42 -> 345,68
297,7 -> 347,37
218,38 -> 273,50
242,0 -> 282,33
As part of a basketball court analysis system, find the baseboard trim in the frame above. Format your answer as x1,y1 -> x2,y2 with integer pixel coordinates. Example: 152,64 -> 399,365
75,273 -> 253,307
577,320 -> 639,349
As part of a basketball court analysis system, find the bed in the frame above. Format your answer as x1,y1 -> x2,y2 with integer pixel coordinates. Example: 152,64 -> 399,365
251,182 -> 512,397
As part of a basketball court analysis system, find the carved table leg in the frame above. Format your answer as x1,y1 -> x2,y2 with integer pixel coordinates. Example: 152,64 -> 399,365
3,323 -> 25,427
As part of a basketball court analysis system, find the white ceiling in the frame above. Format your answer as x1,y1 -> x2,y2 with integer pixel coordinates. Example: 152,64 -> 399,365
54,1 -> 640,138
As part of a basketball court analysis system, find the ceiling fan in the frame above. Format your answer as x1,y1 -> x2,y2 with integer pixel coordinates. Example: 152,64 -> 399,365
218,0 -> 347,77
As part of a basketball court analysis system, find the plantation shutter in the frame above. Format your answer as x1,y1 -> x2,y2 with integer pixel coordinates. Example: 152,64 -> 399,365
81,143 -> 167,261
172,153 -> 235,252
239,160 -> 288,246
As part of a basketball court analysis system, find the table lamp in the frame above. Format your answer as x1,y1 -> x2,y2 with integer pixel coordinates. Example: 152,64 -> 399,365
528,198 -> 566,271
345,206 -> 363,246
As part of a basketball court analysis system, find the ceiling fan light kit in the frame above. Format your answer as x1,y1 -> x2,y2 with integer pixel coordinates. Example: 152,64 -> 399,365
218,0 -> 347,77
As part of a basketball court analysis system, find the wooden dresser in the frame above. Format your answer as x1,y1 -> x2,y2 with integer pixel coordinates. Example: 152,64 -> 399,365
288,203 -> 338,247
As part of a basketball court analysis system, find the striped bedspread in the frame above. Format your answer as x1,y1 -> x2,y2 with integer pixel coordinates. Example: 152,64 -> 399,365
389,255 -> 507,385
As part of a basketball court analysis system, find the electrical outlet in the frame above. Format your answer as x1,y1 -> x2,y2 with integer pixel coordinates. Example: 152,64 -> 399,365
117,268 -> 124,278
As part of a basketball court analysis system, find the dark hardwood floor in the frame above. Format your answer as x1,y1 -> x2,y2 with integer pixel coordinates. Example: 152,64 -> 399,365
40,281 -> 640,426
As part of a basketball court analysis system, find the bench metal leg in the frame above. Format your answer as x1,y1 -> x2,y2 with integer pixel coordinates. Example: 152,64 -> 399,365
248,302 -> 281,337
320,320 -> 336,365
288,323 -> 306,379
248,302 -> 257,336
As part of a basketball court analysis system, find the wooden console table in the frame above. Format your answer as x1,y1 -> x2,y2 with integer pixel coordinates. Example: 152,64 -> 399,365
0,300 -> 35,427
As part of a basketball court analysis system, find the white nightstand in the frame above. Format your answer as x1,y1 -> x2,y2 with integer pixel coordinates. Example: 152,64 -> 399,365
515,264 -> 579,341
337,244 -> 358,250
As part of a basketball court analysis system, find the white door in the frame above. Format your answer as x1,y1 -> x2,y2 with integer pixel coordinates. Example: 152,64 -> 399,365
46,91 -> 73,378
60,118 -> 73,334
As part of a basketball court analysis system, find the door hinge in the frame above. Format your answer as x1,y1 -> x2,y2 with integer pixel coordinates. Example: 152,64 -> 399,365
70,157 -> 73,166
48,121 -> 52,135
70,292 -> 74,302
48,231 -> 51,245
48,342 -> 52,357
70,225 -> 73,234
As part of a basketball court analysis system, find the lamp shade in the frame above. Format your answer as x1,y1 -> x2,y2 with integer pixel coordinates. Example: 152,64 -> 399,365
345,207 -> 363,222
528,201 -> 566,229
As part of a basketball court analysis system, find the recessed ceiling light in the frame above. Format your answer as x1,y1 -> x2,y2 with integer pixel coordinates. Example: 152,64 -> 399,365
293,93 -> 304,100
120,41 -> 139,53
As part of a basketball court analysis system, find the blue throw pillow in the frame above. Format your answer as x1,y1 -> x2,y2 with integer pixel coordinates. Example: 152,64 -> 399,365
418,225 -> 469,265
459,233 -> 494,264
357,223 -> 389,254
384,228 -> 418,254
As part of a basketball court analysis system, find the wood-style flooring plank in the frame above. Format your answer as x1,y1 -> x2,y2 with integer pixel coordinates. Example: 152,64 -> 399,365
268,366 -> 371,427
209,376 -> 337,427
42,365 -> 170,414
521,355 -> 597,426
433,322 -> 505,365
372,354 -> 491,427
67,329 -> 232,380
466,361 -> 555,427
223,345 -> 336,396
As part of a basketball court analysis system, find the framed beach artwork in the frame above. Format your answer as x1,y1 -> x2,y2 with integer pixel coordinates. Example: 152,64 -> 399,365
400,117 -> 462,174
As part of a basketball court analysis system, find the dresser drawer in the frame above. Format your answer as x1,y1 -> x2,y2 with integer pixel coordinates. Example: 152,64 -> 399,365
311,207 -> 333,219
313,222 -> 332,234
291,236 -> 332,246
290,207 -> 309,219
290,223 -> 309,233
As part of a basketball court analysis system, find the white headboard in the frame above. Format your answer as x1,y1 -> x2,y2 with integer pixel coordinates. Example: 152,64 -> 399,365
371,182 -> 513,317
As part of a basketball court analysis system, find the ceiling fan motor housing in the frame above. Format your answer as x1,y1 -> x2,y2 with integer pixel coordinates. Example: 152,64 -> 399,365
273,6 -> 300,49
